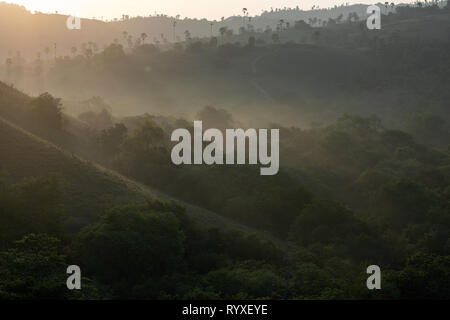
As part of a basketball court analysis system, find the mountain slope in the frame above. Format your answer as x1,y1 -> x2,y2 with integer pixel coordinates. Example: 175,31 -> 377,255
0,116 -> 151,227
0,115 -> 291,249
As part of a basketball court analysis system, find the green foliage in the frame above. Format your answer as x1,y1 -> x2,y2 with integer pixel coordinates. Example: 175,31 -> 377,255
29,93 -> 63,131
1,4 -> 450,300
98,123 -> 128,156
382,253 -> 450,299
74,202 -> 185,298
0,175 -> 65,248
0,234 -> 98,300
0,234 -> 67,299
203,264 -> 284,299
405,112 -> 449,148
377,179 -> 443,227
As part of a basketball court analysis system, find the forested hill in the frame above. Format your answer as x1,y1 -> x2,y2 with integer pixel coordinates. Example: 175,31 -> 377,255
3,1 -> 446,59
0,81 -> 285,245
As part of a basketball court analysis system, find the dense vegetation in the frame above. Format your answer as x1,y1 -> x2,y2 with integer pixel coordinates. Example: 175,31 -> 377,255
0,3 -> 449,299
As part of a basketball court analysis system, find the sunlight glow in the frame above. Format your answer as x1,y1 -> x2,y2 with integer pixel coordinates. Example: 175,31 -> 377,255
3,0 -> 414,20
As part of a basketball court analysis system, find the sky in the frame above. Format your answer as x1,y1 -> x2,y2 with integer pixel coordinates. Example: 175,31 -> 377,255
5,0 -> 411,20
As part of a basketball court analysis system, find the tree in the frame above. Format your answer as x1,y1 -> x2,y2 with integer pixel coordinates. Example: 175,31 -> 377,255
210,37 -> 218,48
0,175 -> 65,248
71,46 -> 77,57
196,105 -> 235,129
248,36 -> 256,48
210,22 -> 214,37
173,20 -> 177,41
290,200 -> 367,246
29,93 -> 63,130
122,31 -> 128,44
0,234 -> 67,299
98,123 -> 128,156
184,30 -> 191,42
404,113 -> 448,147
0,234 -> 99,299
127,35 -> 133,49
44,47 -> 50,60
5,58 -> 12,77
141,32 -> 148,44
242,8 -> 248,29
121,120 -> 166,166
219,26 -> 228,44
272,33 -> 280,43
383,253 -> 450,299
294,20 -> 310,30
74,203 -> 185,298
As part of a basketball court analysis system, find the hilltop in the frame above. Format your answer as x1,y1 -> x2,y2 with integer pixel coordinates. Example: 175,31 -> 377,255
3,2 -> 447,59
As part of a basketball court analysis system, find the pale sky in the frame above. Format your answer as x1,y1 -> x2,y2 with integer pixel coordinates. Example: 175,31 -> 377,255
6,0 -> 410,20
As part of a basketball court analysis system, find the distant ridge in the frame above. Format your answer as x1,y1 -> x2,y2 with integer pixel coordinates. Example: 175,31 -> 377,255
1,1 -> 441,59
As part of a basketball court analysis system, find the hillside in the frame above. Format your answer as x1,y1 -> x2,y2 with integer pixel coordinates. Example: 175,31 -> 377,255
0,83 -> 286,247
3,2 -> 446,60
0,115 -> 281,237
1,2 -> 450,301
0,115 -> 151,228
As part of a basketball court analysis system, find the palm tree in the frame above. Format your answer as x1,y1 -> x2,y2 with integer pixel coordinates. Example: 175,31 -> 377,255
173,21 -> 177,42
44,47 -> 50,60
127,35 -> 133,49
242,8 -> 248,29
5,58 -> 12,77
272,33 -> 279,43
219,26 -> 227,44
184,30 -> 191,42
141,32 -> 148,44
279,19 -> 285,31
210,22 -> 214,38
85,48 -> 93,59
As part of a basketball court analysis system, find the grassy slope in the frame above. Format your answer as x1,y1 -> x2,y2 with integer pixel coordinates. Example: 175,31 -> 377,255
0,116 -> 290,249
0,116 -> 150,228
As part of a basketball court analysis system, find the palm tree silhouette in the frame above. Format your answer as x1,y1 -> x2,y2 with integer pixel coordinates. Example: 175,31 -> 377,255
5,58 -> 12,78
184,30 -> 191,42
44,47 -> 50,61
242,8 -> 248,29
219,26 -> 227,44
141,33 -> 148,44
173,21 -> 177,42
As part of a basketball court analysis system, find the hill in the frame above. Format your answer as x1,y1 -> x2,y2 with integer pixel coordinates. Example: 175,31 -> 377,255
0,82 -> 287,248
3,2 -> 446,60
0,115 -> 152,229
